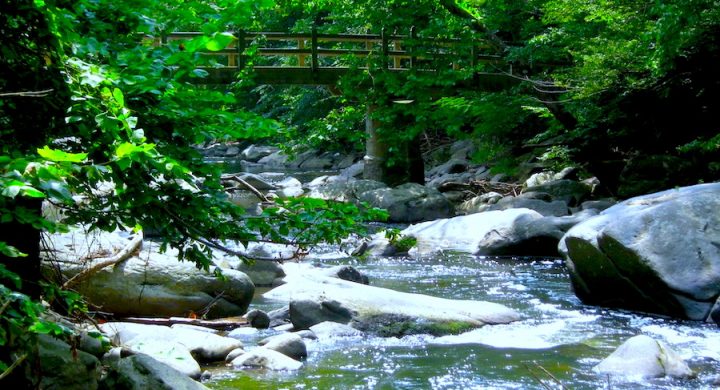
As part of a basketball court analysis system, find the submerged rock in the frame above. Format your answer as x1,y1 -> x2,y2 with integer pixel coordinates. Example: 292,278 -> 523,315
594,335 -> 692,378
560,183 -> 720,322
264,264 -> 520,337
231,348 -> 303,371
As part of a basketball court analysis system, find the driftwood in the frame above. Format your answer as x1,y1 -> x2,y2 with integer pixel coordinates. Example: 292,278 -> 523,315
62,232 -> 144,289
438,179 -> 522,198
116,316 -> 249,330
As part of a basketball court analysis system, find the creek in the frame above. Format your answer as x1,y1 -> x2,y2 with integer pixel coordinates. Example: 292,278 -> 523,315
206,251 -> 720,389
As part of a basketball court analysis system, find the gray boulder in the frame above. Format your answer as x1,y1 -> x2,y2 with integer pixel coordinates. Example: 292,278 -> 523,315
560,183 -> 720,322
258,333 -> 307,360
42,230 -> 254,319
101,354 -> 209,390
357,183 -> 453,223
38,335 -> 100,390
594,335 -> 692,378
289,299 -> 355,330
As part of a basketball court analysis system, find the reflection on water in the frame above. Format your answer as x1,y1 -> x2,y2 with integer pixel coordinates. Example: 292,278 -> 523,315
208,252 -> 720,389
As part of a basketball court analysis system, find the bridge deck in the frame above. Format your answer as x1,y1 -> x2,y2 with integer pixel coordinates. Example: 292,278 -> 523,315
167,30 -> 514,88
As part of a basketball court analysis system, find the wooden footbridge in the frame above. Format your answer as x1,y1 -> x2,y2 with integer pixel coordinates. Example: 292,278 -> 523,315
166,29 -> 514,88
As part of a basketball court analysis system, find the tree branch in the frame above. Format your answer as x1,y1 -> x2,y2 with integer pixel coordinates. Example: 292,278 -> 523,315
62,231 -> 143,289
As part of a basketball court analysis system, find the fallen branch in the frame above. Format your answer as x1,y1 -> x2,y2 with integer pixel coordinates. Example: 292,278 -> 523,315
116,316 -> 248,330
225,175 -> 270,202
0,353 -> 28,381
62,232 -> 144,289
0,89 -> 53,98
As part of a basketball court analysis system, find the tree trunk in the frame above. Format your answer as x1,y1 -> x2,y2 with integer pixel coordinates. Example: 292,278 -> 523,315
363,105 -> 388,182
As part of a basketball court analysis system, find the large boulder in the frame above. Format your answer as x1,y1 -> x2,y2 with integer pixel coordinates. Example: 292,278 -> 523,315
306,178 -> 386,202
264,264 -> 520,336
560,183 -> 720,322
357,183 -> 453,223
101,354 -> 209,390
367,208 -> 594,257
42,230 -> 254,319
37,335 -> 100,390
594,335 -> 692,378
479,196 -> 570,217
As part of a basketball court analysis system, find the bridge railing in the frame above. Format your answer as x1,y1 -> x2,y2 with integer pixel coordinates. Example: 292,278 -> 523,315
165,29 -> 502,72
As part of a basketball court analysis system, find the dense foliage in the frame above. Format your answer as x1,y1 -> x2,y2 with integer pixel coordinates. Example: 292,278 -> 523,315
247,0 -> 719,191
0,0 -> 384,381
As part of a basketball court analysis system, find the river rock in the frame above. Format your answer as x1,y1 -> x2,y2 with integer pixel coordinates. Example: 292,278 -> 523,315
42,229 -> 254,319
594,335 -> 692,378
357,183 -> 453,223
559,183 -> 720,322
258,333 -> 307,360
245,309 -> 271,329
321,265 -> 369,284
101,322 -> 243,363
101,354 -> 209,390
265,264 -> 520,336
241,145 -> 278,162
257,150 -> 289,167
225,348 -> 246,362
37,335 -> 100,389
232,259 -> 285,287
231,348 -> 303,371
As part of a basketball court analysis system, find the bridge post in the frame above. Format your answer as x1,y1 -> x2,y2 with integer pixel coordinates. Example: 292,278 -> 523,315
311,26 -> 318,72
381,28 -> 389,69
236,30 -> 246,70
409,26 -> 417,69
363,105 -> 388,182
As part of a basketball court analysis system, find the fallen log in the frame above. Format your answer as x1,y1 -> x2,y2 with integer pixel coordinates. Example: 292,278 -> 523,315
115,316 -> 249,330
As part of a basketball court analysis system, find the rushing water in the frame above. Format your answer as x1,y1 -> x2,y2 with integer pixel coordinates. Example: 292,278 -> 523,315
206,251 -> 720,389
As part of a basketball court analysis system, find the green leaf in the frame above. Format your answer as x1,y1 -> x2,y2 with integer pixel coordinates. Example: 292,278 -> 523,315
115,142 -> 138,158
112,88 -> 125,107
205,33 -> 235,51
37,146 -> 87,163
